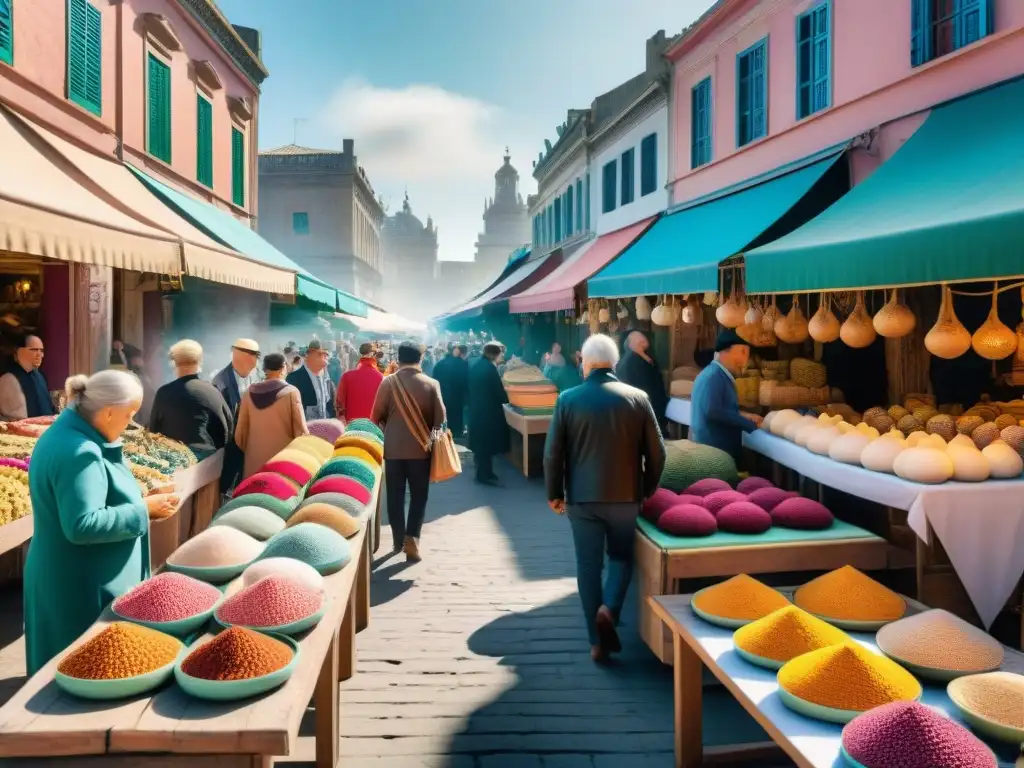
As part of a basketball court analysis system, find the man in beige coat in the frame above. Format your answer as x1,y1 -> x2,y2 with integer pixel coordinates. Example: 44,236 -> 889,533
235,352 -> 309,479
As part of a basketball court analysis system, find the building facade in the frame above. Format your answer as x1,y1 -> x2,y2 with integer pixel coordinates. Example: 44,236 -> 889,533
530,108 -> 591,257
471,150 -> 531,287
258,140 -> 384,305
667,0 -> 1024,205
380,194 -> 439,321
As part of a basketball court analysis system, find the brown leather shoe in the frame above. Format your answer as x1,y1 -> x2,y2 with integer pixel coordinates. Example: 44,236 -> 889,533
403,536 -> 421,562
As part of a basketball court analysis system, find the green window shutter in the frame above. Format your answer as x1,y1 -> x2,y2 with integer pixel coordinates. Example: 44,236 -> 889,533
196,94 -> 213,186
146,53 -> 171,163
0,0 -> 13,66
292,212 -> 309,234
67,0 -> 101,115
231,127 -> 245,207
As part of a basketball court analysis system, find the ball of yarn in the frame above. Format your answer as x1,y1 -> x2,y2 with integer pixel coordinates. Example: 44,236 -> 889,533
701,490 -> 748,516
333,434 -> 384,464
657,504 -> 717,537
770,497 -> 834,530
717,502 -> 772,534
233,472 -> 299,501
261,459 -> 314,488
684,478 -> 733,497
746,486 -> 798,512
297,492 -> 367,520
217,493 -> 299,521
344,418 -> 384,441
305,475 -> 372,505
736,476 -> 774,494
286,503 -> 360,538
314,457 -> 376,491
210,505 -> 286,541
260,522 -> 353,574
308,418 -> 345,444
288,435 -> 334,463
333,445 -> 381,468
641,488 -> 679,523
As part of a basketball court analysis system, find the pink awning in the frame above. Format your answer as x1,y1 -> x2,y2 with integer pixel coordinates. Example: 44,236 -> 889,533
509,217 -> 656,313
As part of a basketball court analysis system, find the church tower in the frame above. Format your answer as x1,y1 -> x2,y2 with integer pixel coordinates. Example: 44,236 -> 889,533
472,149 -> 531,289
380,192 -> 439,321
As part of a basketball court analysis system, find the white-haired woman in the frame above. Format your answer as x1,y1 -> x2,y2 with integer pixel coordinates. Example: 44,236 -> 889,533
24,371 -> 179,675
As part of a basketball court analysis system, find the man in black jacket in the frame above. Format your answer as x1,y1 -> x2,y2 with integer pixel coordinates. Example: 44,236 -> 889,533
544,333 -> 666,663
287,339 -> 336,421
617,330 -> 669,433
432,343 -> 469,437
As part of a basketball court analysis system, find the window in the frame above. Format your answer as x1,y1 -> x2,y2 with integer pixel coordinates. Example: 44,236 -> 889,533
292,212 -> 310,235
691,78 -> 712,168
146,53 -> 171,162
0,0 -> 12,65
736,38 -> 768,147
585,174 -> 591,230
620,149 -> 635,206
554,197 -> 562,242
601,160 -> 617,213
231,126 -> 245,207
565,185 -> 574,234
533,214 -> 540,246
640,134 -> 657,196
67,0 -> 102,115
575,179 -> 583,232
196,93 -> 213,187
797,2 -> 831,119
912,0 -> 992,66
547,204 -> 554,244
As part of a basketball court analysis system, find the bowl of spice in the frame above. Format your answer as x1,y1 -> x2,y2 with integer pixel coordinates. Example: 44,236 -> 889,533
112,573 -> 223,636
258,522 -> 353,575
690,574 -> 790,629
175,626 -> 299,701
165,527 -> 265,584
876,609 -> 1005,682
793,565 -> 906,631
947,672 -> 1024,744
242,558 -> 324,593
732,605 -> 850,670
777,642 -> 922,723
215,575 -> 325,635
55,622 -> 183,700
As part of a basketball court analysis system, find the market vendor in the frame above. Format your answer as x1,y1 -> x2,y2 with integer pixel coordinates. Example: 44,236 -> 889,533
24,370 -> 178,674
0,333 -> 55,421
689,329 -> 763,462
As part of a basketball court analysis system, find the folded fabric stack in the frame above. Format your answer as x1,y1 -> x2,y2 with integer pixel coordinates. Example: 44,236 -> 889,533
503,365 -> 558,415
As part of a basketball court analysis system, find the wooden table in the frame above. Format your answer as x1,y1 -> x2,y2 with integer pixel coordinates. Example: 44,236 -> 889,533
502,404 -> 550,478
0,471 -> 379,768
648,591 -> 1024,768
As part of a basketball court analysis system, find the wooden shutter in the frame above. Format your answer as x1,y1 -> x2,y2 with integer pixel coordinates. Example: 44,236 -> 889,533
67,0 -> 89,109
811,4 -> 830,113
958,0 -> 991,47
0,0 -> 13,65
566,185 -> 574,234
231,126 -> 245,207
575,179 -> 583,230
641,134 -> 656,196
84,2 -> 101,111
911,0 -> 928,66
196,94 -> 213,186
585,174 -> 591,230
691,78 -> 712,167
621,148 -> 634,205
147,54 -> 171,162
749,42 -> 767,141
602,161 -> 616,213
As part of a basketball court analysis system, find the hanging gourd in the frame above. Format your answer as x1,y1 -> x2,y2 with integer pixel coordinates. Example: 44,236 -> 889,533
745,300 -> 764,326
762,297 -> 780,332
873,289 -> 916,338
716,285 -> 746,328
925,285 -> 972,359
617,301 -> 629,321
635,296 -> 652,321
651,296 -> 673,327
971,286 -> 1018,360
681,295 -> 702,325
775,296 -> 809,344
808,294 -> 841,343
598,301 -> 611,324
702,291 -> 718,307
840,291 -> 877,348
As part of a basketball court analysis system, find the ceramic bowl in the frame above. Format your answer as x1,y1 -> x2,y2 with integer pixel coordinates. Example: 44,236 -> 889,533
174,632 -> 300,702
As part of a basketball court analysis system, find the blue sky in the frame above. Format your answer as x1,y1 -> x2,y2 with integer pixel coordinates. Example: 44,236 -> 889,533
217,0 -> 713,262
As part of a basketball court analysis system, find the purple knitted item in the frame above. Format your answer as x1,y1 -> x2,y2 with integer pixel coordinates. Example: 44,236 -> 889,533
684,478 -> 733,497
308,419 -> 345,445
701,490 -> 748,516
641,488 -> 680,524
771,497 -> 834,530
657,504 -> 717,537
675,493 -> 703,506
717,502 -> 772,534
737,476 -> 774,494
746,487 -> 799,512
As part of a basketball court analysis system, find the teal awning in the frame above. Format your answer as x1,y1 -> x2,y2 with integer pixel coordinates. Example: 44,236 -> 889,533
746,77 -> 1024,294
588,151 -> 844,298
128,166 -> 369,317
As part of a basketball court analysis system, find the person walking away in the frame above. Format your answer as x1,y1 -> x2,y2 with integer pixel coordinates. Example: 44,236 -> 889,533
25,370 -> 178,674
432,344 -> 469,437
689,329 -> 762,464
0,333 -> 54,420
234,353 -> 308,479
287,339 -> 336,420
544,334 -> 666,663
371,342 -> 446,561
617,330 -> 669,432
336,343 -> 383,424
149,340 -> 233,458
468,342 -> 510,485
421,346 -> 436,377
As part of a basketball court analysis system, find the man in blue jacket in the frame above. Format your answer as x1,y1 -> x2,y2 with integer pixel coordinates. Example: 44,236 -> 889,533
689,330 -> 762,463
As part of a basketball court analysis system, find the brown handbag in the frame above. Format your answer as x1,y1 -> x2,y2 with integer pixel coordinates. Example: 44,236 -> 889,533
390,373 -> 462,483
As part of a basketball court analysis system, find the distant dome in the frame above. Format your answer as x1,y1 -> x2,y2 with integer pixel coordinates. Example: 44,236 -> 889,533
495,149 -> 518,180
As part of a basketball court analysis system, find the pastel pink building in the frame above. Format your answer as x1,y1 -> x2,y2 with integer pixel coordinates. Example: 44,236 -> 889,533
668,0 -> 1024,203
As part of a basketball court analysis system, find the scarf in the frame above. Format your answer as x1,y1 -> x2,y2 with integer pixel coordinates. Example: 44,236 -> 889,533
8,362 -> 54,418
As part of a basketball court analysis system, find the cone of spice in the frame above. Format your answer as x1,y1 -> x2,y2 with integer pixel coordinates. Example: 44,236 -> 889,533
794,566 -> 906,625
948,672 -> 1024,732
216,575 -> 324,628
180,626 -> 293,681
113,573 -> 221,623
778,643 -> 922,715
167,527 -> 264,569
691,574 -> 790,624
876,609 -> 1004,677
733,605 -> 850,665
58,622 -> 182,680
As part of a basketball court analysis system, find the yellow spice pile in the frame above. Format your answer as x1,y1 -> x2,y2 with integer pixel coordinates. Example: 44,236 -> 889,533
57,622 -> 182,680
794,566 -> 906,623
951,672 -> 1024,728
778,642 -> 922,712
733,605 -> 850,663
692,574 -> 790,621
875,609 -> 1004,673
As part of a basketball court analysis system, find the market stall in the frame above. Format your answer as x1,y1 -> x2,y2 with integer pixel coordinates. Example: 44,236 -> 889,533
500,359 -> 558,477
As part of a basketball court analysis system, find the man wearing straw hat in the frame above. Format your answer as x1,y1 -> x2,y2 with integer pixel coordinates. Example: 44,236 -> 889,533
212,338 -> 261,493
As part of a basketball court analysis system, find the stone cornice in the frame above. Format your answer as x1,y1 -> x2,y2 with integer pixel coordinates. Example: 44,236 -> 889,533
178,0 -> 269,87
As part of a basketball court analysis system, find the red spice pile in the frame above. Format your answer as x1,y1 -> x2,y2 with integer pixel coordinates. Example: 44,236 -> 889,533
217,575 -> 323,628
180,626 -> 293,681
113,572 -> 222,622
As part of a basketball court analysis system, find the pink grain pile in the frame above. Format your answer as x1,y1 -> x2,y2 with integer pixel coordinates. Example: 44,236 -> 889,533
113,572 -> 222,622
217,575 -> 324,627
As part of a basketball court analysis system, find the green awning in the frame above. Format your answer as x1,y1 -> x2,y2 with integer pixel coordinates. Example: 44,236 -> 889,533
745,77 -> 1024,294
588,150 -> 844,298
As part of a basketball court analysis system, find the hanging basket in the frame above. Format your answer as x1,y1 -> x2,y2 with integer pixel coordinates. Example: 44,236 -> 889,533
925,285 -> 971,359
775,296 -> 809,344
873,288 -> 916,338
840,291 -> 877,348
762,297 -> 780,332
635,296 -> 652,321
808,294 -> 840,343
972,288 -> 1018,360
744,300 -> 764,326
716,292 -> 746,328
651,296 -> 674,327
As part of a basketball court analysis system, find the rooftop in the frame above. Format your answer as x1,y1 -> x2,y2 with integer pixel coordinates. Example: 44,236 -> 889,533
259,144 -> 345,157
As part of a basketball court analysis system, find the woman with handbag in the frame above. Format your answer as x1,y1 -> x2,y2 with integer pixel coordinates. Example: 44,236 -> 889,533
370,342 -> 448,561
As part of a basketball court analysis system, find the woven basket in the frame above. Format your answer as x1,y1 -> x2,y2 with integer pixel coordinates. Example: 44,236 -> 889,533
735,378 -> 759,409
789,358 -> 827,388
759,381 -> 802,408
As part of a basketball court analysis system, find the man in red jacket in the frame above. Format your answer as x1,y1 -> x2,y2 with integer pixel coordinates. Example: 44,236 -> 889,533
336,342 -> 384,423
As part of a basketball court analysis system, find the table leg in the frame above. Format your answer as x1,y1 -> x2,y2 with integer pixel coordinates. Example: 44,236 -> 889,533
338,585 -> 357,682
523,432 -> 529,477
373,486 -> 382,554
673,632 -> 703,768
314,628 -> 340,768
356,534 -> 370,632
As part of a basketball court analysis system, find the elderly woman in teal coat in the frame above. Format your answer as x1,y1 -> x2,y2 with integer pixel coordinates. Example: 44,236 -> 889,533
24,370 -> 178,675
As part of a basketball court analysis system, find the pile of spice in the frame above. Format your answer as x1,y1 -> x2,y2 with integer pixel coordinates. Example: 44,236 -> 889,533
259,522 -> 353,574
242,558 -> 324,592
167,527 -> 264,569
841,701 -> 997,768
733,606 -> 849,664
287,503 -> 360,538
794,566 -> 906,624
57,622 -> 182,680
949,672 -> 1024,731
691,574 -> 790,624
217,575 -> 324,628
113,573 -> 221,623
876,609 -> 1004,675
778,643 -> 922,713
180,626 -> 293,681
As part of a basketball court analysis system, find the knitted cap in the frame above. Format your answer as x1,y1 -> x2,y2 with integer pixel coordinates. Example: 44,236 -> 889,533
308,418 -> 345,445
306,475 -> 372,505
288,435 -> 334,463
297,492 -> 367,519
218,492 -> 299,521
313,456 -> 376,492
210,506 -> 286,541
286,503 -> 361,538
268,447 -> 322,476
333,434 -> 384,464
262,460 -> 314,488
332,445 -> 381,468
233,472 -> 300,501
343,418 -> 383,441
